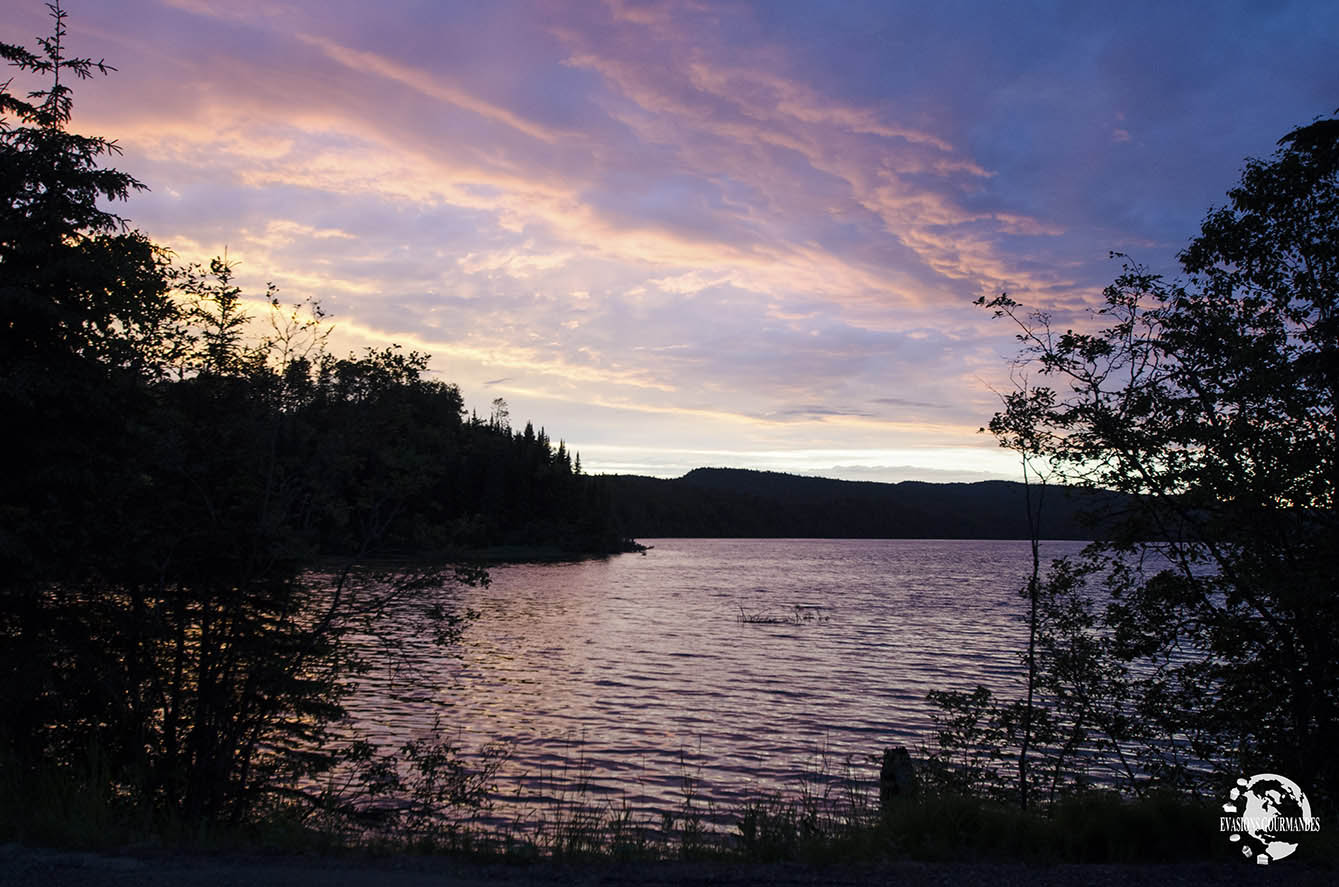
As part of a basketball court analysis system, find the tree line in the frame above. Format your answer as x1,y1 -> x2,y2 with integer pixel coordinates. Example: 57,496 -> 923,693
1,4 -> 628,836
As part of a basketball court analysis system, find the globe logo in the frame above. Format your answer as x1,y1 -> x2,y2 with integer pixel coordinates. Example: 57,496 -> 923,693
1220,773 -> 1320,864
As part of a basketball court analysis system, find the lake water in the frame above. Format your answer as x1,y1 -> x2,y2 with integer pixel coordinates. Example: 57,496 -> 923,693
343,538 -> 1089,821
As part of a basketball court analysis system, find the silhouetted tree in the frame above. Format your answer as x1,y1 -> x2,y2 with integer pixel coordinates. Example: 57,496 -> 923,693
0,2 -> 177,375
2,6 -> 632,836
2,1 -> 183,788
975,110 -> 1339,800
489,396 -> 509,431
983,382 -> 1056,809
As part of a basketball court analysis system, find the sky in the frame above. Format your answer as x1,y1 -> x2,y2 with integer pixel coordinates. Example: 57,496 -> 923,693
6,0 -> 1336,482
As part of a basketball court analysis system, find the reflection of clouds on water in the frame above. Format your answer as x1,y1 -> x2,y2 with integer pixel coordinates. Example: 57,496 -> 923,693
338,539 -> 1089,821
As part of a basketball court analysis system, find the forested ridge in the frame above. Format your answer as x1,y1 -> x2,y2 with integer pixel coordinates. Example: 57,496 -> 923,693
600,468 -> 1124,539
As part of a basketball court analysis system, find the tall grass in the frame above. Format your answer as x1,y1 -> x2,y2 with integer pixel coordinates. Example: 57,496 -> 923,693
5,740 -> 1333,866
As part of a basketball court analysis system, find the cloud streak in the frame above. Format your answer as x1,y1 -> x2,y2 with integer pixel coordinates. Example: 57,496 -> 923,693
13,0 -> 1334,480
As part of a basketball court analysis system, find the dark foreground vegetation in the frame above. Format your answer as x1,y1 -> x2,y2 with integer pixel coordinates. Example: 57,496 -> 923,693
601,467 -> 1126,539
1,3 -> 628,845
3,3 -> 1336,870
920,101 -> 1339,868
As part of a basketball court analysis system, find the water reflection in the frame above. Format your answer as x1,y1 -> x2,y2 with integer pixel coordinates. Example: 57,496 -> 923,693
342,538 -> 1088,818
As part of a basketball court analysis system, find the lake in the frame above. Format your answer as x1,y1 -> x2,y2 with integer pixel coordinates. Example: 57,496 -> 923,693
343,538 -> 1089,821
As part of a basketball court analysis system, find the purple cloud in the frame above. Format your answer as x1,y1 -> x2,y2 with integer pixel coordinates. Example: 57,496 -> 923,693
7,0 -> 1332,480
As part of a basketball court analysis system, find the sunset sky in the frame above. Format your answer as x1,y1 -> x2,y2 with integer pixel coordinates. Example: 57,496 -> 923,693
9,0 -> 1336,481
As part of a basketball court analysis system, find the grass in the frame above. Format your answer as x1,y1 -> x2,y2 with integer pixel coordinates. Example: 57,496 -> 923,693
319,758 -> 1333,866
4,745 -> 1336,868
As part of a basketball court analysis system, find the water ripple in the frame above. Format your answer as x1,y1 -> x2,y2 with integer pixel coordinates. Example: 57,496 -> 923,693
340,538 -> 1087,821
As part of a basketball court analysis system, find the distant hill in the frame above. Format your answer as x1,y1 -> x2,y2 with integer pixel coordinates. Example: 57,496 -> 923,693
597,467 -> 1125,540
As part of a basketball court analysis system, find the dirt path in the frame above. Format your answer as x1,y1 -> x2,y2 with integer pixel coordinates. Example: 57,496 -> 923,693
1,846 -> 1332,887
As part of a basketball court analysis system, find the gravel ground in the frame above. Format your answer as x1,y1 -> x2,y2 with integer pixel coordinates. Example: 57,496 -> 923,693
1,845 -> 1333,887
